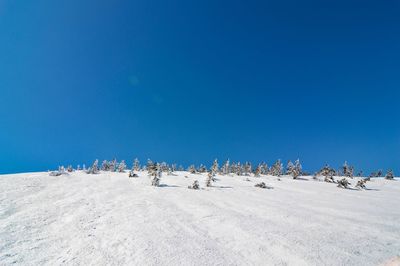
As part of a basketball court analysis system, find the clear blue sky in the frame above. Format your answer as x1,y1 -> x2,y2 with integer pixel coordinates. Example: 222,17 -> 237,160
0,0 -> 399,174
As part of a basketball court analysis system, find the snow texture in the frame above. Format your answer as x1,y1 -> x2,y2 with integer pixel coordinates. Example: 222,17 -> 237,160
1,171 -> 399,265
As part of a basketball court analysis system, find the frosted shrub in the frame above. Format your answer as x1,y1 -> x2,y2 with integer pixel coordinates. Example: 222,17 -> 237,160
356,179 -> 367,190
188,180 -> 200,190
386,170 -> 394,180
255,182 -> 272,189
337,178 -> 350,189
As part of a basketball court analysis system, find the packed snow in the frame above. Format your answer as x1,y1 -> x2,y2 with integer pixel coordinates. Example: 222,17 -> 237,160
1,171 -> 399,265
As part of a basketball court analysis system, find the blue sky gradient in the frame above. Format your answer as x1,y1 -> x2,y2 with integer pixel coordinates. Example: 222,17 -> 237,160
0,0 -> 399,174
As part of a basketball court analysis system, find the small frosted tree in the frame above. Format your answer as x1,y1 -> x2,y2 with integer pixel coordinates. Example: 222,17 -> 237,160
118,160 -> 127,172
67,165 -> 73,172
386,170 -> 394,180
101,160 -> 109,171
236,162 -> 243,176
198,164 -> 207,173
244,162 -> 252,176
206,172 -> 214,187
211,159 -> 219,176
342,161 -> 354,178
271,160 -> 283,177
319,164 -> 335,183
134,158 -> 140,171
223,159 -> 230,175
151,163 -> 162,186
254,164 -> 262,177
77,165 -> 81,171
291,159 -> 302,179
188,165 -> 196,174
261,163 -> 268,175
87,159 -> 99,174
147,159 -> 157,176
286,161 -> 294,176
109,159 -> 117,172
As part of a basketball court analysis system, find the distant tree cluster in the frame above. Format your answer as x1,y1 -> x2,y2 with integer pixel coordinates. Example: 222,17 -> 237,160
50,158 -> 396,190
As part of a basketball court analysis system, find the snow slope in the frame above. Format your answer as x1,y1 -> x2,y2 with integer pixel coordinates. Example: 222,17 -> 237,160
0,171 -> 399,266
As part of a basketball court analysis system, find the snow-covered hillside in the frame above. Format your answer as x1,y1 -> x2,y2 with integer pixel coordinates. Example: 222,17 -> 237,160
1,171 -> 399,265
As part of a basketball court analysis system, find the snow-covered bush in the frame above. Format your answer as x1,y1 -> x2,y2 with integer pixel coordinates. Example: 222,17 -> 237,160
356,179 -> 367,190
49,171 -> 62,176
188,180 -> 200,190
318,164 -> 336,183
337,178 -> 350,189
67,165 -> 73,172
386,170 -> 394,180
255,182 -> 272,189
188,165 -> 196,174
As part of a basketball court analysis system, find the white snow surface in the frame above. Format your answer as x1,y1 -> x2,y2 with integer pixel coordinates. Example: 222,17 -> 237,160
0,171 -> 399,266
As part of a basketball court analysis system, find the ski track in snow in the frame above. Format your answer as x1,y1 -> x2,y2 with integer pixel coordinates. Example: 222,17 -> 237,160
0,171 -> 399,265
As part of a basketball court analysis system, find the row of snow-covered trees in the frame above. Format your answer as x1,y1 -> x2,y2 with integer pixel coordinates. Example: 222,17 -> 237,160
54,158 -> 395,182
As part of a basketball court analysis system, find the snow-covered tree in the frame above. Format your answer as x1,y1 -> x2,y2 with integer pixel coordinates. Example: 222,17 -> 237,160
318,164 -> 335,183
133,158 -> 140,171
291,159 -> 302,179
109,159 -> 117,172
188,165 -> 196,174
101,160 -> 109,171
82,164 -> 86,171
236,162 -> 243,176
198,164 -> 207,173
244,162 -> 252,176
147,159 -> 157,176
254,164 -> 262,177
261,163 -> 268,175
151,163 -> 162,186
386,170 -> 394,180
211,159 -> 219,176
271,160 -> 283,177
87,159 -> 99,174
286,161 -> 295,176
77,165 -> 81,171
223,159 -> 230,175
118,160 -> 127,172
171,163 -> 177,172
342,161 -> 354,178
67,165 -> 73,172
206,172 -> 214,187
